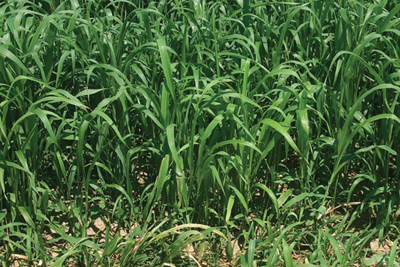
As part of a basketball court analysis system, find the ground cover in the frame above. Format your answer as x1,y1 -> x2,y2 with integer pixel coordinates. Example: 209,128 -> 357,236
0,0 -> 400,266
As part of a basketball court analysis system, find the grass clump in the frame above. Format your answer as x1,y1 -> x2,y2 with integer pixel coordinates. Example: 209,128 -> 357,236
1,0 -> 400,266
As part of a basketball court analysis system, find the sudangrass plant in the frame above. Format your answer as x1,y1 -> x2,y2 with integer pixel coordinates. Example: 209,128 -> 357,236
0,0 -> 400,265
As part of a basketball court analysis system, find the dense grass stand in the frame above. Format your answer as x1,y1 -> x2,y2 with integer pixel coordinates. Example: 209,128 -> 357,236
0,0 -> 399,266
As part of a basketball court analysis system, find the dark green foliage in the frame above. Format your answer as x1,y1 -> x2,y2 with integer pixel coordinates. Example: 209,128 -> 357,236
0,0 -> 399,265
